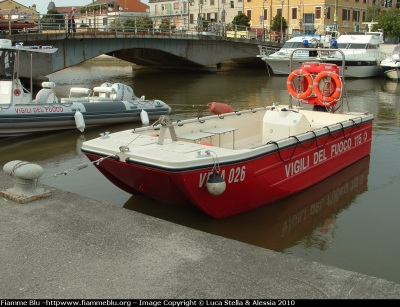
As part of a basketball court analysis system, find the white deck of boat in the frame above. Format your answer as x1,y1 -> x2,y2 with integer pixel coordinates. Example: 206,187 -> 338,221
82,107 -> 373,168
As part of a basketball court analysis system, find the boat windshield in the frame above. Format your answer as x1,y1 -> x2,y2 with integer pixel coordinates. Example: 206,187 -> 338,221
337,43 -> 368,49
282,40 -> 319,49
0,50 -> 15,80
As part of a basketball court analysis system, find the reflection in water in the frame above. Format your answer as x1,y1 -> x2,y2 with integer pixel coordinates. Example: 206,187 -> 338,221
123,156 -> 370,252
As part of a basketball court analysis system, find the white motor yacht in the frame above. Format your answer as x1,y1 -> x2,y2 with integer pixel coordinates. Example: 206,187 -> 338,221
258,30 -> 386,78
257,28 -> 340,75
380,43 -> 400,81
318,31 -> 386,78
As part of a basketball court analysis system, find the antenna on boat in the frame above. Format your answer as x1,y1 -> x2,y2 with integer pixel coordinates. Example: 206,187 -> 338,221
361,21 -> 378,32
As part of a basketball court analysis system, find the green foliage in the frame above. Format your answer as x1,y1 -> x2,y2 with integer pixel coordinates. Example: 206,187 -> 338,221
109,17 -> 154,32
224,23 -> 234,31
365,5 -> 382,26
270,13 -> 287,32
364,6 -> 400,39
110,19 -> 123,31
159,18 -> 176,31
135,16 -> 154,30
196,17 -> 208,31
376,8 -> 400,38
123,18 -> 136,30
41,9 -> 65,26
232,13 -> 250,28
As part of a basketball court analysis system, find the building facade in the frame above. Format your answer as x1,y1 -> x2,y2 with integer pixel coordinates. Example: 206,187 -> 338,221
0,0 -> 39,20
244,0 -> 399,38
148,0 -> 399,35
48,0 -> 149,30
148,0 -> 246,31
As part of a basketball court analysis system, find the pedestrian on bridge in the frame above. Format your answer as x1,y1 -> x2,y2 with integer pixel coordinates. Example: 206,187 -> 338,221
67,7 -> 76,35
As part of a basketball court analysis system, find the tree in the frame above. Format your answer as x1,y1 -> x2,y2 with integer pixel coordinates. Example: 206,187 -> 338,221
232,13 -> 250,29
123,18 -> 136,31
41,9 -> 65,28
135,17 -> 154,30
365,5 -> 382,27
159,18 -> 176,31
196,16 -> 208,31
364,6 -> 400,40
270,13 -> 287,32
376,8 -> 400,39
110,19 -> 123,31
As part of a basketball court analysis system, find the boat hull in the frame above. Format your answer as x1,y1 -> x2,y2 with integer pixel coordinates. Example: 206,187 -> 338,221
0,19 -> 37,30
384,68 -> 400,81
0,101 -> 171,137
84,120 -> 373,218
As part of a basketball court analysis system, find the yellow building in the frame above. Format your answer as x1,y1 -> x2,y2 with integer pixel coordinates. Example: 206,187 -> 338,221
0,0 -> 39,20
244,0 -> 397,39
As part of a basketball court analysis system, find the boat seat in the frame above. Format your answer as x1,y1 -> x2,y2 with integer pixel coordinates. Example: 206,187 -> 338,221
177,127 -> 237,149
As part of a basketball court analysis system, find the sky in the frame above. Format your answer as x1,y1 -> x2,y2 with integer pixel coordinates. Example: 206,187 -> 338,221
18,1 -> 149,15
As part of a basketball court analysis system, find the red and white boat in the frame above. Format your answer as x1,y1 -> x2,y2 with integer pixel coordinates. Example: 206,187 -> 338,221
81,49 -> 374,218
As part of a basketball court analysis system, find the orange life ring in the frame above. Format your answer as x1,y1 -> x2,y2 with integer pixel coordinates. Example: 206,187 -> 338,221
313,71 -> 342,103
286,68 -> 313,99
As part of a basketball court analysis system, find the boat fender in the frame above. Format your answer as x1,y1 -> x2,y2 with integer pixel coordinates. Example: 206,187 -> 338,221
199,141 -> 213,146
208,102 -> 235,115
74,110 -> 85,132
206,171 -> 226,196
140,109 -> 150,126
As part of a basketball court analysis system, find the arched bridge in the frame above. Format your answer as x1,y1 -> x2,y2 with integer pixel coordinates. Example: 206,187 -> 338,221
10,31 -> 279,79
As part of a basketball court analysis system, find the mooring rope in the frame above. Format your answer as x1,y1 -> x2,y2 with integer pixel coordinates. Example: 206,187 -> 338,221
39,117 -> 162,183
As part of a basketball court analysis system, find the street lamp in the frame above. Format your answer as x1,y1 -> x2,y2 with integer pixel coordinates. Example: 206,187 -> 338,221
188,1 -> 194,31
198,0 -> 207,32
280,0 -> 284,43
262,0 -> 265,41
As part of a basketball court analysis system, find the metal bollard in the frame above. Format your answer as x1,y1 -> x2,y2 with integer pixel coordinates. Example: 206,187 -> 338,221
0,160 -> 51,203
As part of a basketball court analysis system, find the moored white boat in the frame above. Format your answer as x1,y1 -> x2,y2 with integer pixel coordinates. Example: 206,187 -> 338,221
259,30 -> 386,78
81,49 -> 374,219
0,39 -> 172,137
318,31 -> 386,78
258,28 -> 340,75
380,43 -> 400,81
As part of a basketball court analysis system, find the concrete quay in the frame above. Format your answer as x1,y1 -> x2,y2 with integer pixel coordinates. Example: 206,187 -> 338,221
1,170 -> 399,299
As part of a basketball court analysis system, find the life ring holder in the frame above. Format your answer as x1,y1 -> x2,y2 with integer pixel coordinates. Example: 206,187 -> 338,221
286,68 -> 313,100
313,71 -> 342,104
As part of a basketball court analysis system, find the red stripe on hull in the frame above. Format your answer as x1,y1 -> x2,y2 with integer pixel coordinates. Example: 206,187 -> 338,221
86,122 -> 372,218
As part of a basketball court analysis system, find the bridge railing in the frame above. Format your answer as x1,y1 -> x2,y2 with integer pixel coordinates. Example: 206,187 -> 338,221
2,13 -> 275,43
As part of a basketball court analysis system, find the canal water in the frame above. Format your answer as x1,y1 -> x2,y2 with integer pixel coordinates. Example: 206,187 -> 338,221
1,59 -> 399,285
